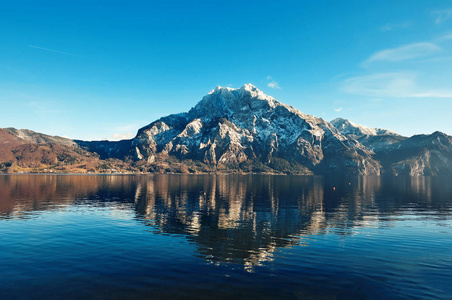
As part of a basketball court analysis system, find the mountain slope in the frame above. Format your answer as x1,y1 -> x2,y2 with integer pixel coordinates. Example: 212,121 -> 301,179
4,128 -> 76,147
330,117 -> 452,175
376,131 -> 452,176
331,118 -> 398,138
0,128 -> 134,173
131,84 -> 381,175
75,139 -> 133,160
331,117 -> 407,151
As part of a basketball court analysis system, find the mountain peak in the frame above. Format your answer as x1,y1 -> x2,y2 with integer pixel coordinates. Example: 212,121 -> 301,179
239,83 -> 274,102
241,83 -> 258,91
189,84 -> 279,120
208,85 -> 234,94
208,83 -> 263,96
132,84 -> 382,175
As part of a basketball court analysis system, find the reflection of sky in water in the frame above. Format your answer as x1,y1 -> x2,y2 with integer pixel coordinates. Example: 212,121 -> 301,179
0,175 -> 451,299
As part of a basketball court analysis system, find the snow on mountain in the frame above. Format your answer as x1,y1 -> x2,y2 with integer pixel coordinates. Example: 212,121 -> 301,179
132,84 -> 381,175
330,118 -> 398,138
3,85 -> 452,176
330,118 -> 405,152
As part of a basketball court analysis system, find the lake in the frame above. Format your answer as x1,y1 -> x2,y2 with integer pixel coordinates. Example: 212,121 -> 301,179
0,174 -> 451,299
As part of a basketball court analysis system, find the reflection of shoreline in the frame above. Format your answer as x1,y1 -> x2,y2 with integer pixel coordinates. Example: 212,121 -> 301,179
0,175 -> 449,268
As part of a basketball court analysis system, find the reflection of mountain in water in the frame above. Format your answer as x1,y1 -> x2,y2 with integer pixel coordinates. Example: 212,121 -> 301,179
0,174 -> 451,269
134,176 -> 328,269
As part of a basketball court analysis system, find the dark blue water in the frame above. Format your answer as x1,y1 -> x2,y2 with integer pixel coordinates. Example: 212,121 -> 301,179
0,175 -> 451,299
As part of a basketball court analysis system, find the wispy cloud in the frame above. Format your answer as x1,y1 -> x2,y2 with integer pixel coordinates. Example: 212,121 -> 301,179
115,124 -> 140,132
432,9 -> 452,24
436,33 -> 452,41
267,80 -> 280,89
111,132 -> 134,140
362,42 -> 442,67
106,122 -> 143,141
341,32 -> 452,101
341,72 -> 452,98
380,21 -> 412,32
342,72 -> 414,97
28,45 -> 79,57
334,107 -> 343,112
266,76 -> 281,89
27,101 -> 64,114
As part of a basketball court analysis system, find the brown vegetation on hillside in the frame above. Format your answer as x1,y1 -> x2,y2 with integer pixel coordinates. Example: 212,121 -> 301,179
0,129 -> 137,173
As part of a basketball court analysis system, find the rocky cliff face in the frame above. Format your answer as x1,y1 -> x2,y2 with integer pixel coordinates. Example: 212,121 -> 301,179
132,84 -> 381,175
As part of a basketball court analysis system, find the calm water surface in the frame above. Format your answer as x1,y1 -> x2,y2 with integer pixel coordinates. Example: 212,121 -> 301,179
0,175 -> 451,299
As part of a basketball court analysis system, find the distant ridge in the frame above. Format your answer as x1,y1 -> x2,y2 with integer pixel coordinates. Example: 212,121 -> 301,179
2,84 -> 452,175
330,118 -> 398,139
0,128 -> 133,173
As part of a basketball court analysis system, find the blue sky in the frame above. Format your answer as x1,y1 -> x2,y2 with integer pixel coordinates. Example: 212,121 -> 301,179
1,0 -> 452,140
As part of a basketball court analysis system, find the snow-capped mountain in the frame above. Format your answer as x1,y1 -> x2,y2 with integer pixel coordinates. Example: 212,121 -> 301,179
3,84 -> 452,175
331,117 -> 406,152
131,84 -> 381,175
331,118 -> 398,138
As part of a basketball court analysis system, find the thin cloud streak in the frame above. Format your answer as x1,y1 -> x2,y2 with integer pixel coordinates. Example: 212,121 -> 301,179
432,9 -> 452,24
362,43 -> 442,67
28,45 -> 80,57
345,34 -> 452,99
380,21 -> 412,32
266,76 -> 281,89
111,132 -> 134,140
436,33 -> 452,41
341,72 -> 452,98
267,80 -> 280,89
